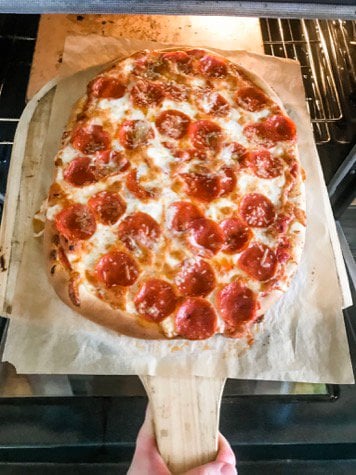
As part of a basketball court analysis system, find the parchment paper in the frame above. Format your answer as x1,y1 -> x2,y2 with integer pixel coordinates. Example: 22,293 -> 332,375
2,36 -> 354,383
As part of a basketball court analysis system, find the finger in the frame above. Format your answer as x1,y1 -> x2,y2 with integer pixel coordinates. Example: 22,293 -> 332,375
184,461 -> 237,475
215,432 -> 236,466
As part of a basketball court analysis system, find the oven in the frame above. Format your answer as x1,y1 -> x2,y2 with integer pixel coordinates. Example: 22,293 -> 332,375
0,2 -> 355,473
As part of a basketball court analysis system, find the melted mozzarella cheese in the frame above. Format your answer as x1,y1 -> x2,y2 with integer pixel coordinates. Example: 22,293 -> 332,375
237,171 -> 285,206
160,99 -> 196,118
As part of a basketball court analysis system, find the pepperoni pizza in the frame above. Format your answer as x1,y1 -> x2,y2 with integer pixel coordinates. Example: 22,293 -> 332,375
44,48 -> 306,340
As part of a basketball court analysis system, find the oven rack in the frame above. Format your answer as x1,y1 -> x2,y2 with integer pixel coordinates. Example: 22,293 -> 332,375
261,18 -> 356,145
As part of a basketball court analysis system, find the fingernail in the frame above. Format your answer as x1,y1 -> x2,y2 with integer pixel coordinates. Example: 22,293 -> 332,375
220,463 -> 237,475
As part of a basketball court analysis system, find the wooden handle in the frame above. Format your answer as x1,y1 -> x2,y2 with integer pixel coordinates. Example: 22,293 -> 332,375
140,375 -> 226,474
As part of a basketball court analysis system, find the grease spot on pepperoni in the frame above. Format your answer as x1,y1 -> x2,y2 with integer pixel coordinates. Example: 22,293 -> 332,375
156,110 -> 190,139
243,115 -> 297,147
169,201 -> 203,232
235,86 -> 270,112
118,120 -> 153,150
219,167 -> 236,196
126,169 -> 156,200
118,212 -> 160,250
189,218 -> 224,256
175,297 -> 217,340
88,76 -> 126,99
175,258 -> 216,297
248,149 -> 283,179
130,79 -> 165,107
240,193 -> 275,228
216,281 -> 258,337
63,156 -> 97,187
94,150 -> 130,178
88,191 -> 126,225
199,55 -> 228,78
180,172 -> 221,202
95,250 -> 139,287
55,204 -> 96,241
238,243 -> 277,281
187,49 -> 206,59
71,124 -> 110,155
134,279 -> 177,322
188,120 -> 223,151
220,218 -> 252,254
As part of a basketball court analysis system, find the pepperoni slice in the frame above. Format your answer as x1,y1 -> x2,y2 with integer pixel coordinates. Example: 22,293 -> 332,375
94,150 -> 130,179
189,218 -> 224,256
134,279 -> 177,322
55,204 -> 96,241
219,167 -> 236,196
206,92 -> 230,117
240,193 -> 275,228
228,142 -> 249,163
173,148 -> 208,162
220,218 -> 252,254
88,191 -> 126,225
156,110 -> 190,140
187,49 -> 206,59
88,76 -> 126,99
180,173 -> 221,202
71,124 -> 110,155
175,258 -> 216,297
169,201 -> 204,232
248,150 -> 283,179
95,250 -> 139,287
118,212 -> 160,250
175,297 -> 217,340
188,120 -> 223,151
244,115 -> 297,147
235,86 -> 270,112
238,243 -> 277,281
199,55 -> 227,78
276,237 -> 292,264
63,156 -> 97,187
216,281 -> 258,336
164,82 -> 188,101
118,120 -> 153,150
130,79 -> 165,107
162,51 -> 192,74
274,212 -> 293,234
126,169 -> 156,201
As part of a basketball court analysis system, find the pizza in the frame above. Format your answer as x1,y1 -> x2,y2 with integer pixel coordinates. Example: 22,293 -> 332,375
44,48 -> 306,340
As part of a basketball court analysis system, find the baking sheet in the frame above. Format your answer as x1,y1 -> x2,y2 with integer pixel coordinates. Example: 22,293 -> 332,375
2,36 -> 354,383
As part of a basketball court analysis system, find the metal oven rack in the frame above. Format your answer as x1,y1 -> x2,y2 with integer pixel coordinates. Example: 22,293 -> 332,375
261,19 -> 356,146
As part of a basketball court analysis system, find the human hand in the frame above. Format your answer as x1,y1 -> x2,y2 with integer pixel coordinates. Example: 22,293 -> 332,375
127,405 -> 237,475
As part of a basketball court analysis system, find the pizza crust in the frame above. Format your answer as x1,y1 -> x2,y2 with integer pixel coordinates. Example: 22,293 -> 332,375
44,47 -> 306,340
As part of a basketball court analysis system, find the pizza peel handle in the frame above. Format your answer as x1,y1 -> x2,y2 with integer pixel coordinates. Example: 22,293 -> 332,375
140,375 -> 226,474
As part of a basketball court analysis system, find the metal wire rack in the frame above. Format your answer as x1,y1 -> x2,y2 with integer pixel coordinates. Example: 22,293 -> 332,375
261,19 -> 356,145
